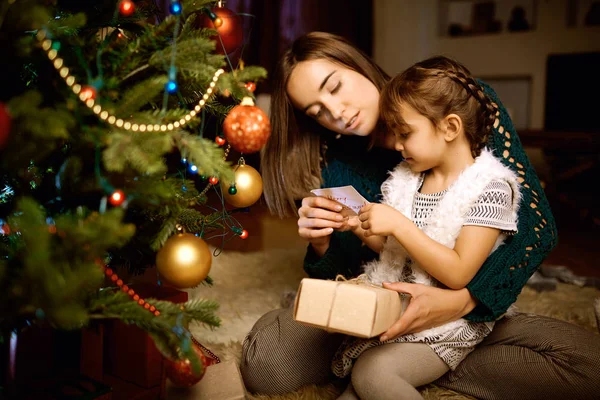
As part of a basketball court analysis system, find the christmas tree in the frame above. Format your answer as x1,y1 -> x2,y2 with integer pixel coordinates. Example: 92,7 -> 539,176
0,0 -> 267,386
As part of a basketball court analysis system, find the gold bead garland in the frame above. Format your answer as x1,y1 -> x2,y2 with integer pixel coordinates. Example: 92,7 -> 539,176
36,29 -> 224,133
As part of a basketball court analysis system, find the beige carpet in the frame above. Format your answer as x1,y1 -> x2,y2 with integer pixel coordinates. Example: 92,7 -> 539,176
185,244 -> 600,400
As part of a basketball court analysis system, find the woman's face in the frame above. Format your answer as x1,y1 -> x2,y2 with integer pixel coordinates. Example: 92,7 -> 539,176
286,59 -> 380,137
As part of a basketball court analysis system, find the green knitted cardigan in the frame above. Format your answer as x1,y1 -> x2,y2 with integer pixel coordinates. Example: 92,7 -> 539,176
304,81 -> 557,322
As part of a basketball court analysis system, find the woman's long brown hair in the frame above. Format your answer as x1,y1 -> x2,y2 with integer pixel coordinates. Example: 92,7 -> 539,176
261,32 -> 390,218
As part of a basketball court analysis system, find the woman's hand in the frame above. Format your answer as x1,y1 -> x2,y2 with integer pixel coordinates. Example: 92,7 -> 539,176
298,196 -> 348,256
379,282 -> 478,341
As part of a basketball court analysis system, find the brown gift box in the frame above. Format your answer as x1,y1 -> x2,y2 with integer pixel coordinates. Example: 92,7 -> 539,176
164,361 -> 247,400
293,278 -> 403,338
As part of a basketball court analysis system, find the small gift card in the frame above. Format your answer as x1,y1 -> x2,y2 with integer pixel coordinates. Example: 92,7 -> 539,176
311,185 -> 370,215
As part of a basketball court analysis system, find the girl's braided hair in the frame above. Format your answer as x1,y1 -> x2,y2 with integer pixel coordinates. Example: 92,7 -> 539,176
380,56 -> 498,157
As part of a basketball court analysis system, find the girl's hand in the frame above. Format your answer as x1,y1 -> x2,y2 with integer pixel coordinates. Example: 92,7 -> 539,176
379,282 -> 478,341
358,203 -> 404,237
297,196 -> 347,256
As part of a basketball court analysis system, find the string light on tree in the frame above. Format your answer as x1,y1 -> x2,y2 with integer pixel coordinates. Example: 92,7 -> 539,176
109,189 -> 126,207
36,29 -> 224,133
231,226 -> 248,239
165,80 -> 178,94
119,0 -> 135,16
169,1 -> 182,15
215,136 -> 226,146
208,176 -> 219,185
80,86 -> 97,101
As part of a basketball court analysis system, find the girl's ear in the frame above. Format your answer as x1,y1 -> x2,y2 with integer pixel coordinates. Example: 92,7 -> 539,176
441,113 -> 462,142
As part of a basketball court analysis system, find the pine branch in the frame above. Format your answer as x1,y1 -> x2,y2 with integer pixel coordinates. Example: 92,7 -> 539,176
234,66 -> 268,83
181,0 -> 216,16
151,214 -> 180,250
115,75 -> 169,115
172,132 -> 234,181
103,130 -> 173,175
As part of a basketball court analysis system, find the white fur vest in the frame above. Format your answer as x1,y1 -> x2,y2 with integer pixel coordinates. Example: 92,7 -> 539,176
364,148 -> 522,287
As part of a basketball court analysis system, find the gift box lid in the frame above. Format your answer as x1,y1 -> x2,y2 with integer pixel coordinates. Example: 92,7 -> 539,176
294,278 -> 402,338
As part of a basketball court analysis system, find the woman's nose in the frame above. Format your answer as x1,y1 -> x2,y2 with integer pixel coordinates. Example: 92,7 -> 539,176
323,98 -> 344,120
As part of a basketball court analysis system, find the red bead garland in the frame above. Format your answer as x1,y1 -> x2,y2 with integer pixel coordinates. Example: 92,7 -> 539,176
97,260 -> 160,316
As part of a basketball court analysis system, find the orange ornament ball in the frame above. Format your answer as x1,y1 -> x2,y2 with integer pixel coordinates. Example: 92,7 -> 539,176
223,97 -> 271,154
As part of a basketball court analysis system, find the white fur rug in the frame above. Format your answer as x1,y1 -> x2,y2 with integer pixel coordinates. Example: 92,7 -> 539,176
187,246 -> 306,347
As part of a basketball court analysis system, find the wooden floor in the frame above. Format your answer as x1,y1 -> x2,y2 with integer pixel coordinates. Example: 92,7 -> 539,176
543,198 -> 600,278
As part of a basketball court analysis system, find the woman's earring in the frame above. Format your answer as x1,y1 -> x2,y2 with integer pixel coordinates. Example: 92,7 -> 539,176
335,134 -> 342,140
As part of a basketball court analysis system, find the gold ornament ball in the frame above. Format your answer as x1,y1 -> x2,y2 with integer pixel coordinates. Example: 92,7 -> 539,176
156,233 -> 212,289
221,164 -> 263,208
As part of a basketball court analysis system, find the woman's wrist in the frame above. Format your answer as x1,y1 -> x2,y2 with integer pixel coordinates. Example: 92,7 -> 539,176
454,288 -> 478,318
310,237 -> 331,257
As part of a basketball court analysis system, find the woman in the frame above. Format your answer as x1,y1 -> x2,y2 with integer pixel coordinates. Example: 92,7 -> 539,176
242,32 -> 600,399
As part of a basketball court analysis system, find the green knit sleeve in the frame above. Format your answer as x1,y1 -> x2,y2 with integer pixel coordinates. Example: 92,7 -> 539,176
465,81 -> 558,322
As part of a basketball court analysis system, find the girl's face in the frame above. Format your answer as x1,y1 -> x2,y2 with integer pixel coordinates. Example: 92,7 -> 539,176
286,59 -> 380,137
392,103 -> 446,172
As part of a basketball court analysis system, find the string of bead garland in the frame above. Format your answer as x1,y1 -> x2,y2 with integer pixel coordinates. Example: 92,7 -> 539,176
35,29 -> 224,133
98,258 -> 222,365
97,259 -> 161,316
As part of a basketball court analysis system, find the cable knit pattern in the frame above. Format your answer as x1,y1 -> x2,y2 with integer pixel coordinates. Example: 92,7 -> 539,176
303,81 -> 557,321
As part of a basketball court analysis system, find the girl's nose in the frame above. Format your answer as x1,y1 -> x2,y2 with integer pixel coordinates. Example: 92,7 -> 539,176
394,140 -> 404,152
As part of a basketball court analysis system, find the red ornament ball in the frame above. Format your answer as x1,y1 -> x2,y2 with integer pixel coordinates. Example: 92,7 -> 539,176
165,343 -> 208,387
0,102 -> 12,150
223,97 -> 271,154
109,190 -> 125,206
215,136 -> 226,146
119,0 -> 135,16
197,7 -> 243,55
245,82 -> 256,93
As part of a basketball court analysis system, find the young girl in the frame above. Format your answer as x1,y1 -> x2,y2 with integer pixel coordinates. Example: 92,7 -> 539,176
334,56 -> 521,400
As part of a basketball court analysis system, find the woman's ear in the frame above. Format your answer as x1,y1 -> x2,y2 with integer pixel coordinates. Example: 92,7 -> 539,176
441,114 -> 462,142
